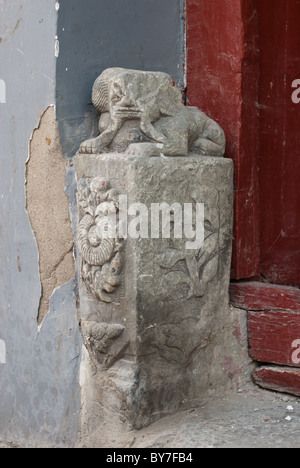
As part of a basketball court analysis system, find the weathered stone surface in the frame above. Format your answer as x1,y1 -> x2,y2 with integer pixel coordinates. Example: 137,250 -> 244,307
79,68 -> 225,157
75,152 -> 234,430
77,176 -> 125,305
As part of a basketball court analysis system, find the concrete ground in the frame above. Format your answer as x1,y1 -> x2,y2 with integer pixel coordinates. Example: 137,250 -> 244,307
129,386 -> 300,449
0,442 -> 19,448
1,385 -> 299,448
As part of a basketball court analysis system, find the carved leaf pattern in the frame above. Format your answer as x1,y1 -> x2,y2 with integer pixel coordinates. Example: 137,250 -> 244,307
156,229 -> 219,300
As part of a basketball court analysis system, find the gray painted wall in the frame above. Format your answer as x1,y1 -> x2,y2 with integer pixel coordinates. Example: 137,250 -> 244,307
0,0 -> 81,447
0,0 -> 184,447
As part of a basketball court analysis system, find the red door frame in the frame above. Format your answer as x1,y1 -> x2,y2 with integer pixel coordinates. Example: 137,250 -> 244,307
256,0 -> 300,287
186,0 -> 300,288
186,0 -> 300,394
186,0 -> 261,281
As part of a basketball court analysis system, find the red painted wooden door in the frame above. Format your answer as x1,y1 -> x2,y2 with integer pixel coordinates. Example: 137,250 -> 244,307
257,0 -> 300,287
187,0 -> 300,288
186,0 -> 261,280
186,0 -> 300,396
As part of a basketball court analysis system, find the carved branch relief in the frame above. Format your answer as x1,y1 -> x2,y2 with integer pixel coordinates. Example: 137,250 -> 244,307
140,192 -> 223,367
155,221 -> 219,301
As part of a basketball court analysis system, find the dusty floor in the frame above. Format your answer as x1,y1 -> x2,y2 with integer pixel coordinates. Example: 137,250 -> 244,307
1,386 -> 299,448
89,385 -> 299,449
129,387 -> 300,449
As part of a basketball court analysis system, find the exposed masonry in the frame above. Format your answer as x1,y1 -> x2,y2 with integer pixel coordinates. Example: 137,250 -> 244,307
26,106 -> 75,324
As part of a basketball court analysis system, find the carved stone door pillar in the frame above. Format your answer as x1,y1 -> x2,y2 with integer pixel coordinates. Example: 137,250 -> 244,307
74,68 -> 234,434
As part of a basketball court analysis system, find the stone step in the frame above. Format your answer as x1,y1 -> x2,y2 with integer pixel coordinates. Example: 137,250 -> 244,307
253,366 -> 300,397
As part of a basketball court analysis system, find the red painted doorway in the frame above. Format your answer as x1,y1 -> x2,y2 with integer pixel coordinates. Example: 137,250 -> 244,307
186,0 -> 300,394
257,0 -> 300,287
186,0 -> 300,289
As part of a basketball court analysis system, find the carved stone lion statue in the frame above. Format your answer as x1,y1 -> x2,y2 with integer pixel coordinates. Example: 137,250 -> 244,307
80,68 -> 226,157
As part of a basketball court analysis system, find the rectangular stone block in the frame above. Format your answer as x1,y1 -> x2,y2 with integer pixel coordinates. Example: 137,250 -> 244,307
75,153 -> 234,431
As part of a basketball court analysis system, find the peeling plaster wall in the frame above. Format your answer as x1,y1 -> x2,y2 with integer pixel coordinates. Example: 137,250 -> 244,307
0,0 -> 81,447
26,106 -> 75,324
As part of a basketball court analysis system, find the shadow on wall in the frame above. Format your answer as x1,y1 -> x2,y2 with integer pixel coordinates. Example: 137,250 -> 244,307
56,0 -> 185,159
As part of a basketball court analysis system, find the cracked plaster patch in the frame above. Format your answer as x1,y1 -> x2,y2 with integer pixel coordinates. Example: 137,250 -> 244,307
26,106 -> 75,324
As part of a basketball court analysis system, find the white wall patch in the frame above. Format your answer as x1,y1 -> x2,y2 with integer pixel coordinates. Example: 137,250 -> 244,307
0,340 -> 6,364
0,79 -> 6,104
55,37 -> 60,58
